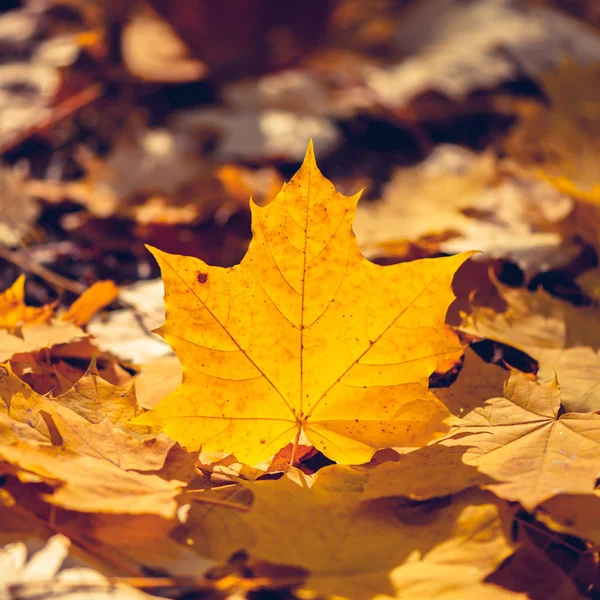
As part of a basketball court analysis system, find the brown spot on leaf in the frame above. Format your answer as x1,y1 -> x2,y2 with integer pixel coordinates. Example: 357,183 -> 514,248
197,272 -> 208,284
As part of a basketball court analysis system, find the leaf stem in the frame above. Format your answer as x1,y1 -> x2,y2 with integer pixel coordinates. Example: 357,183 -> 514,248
289,424 -> 302,466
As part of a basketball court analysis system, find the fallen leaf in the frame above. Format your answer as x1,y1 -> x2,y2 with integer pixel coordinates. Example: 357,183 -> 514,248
136,143 -> 472,465
365,0 -> 600,110
87,279 -> 172,363
0,276 -> 54,331
54,363 -> 138,425
505,60 -> 600,203
50,408 -> 173,472
70,512 -> 215,576
538,493 -> 600,547
63,281 -> 119,327
459,279 -> 600,411
121,3 -> 207,83
486,542 -> 587,600
0,322 -> 86,363
0,441 -> 182,517
361,444 -> 493,502
353,145 -> 573,276
459,280 -> 600,353
354,146 -> 498,248
240,468 -> 514,599
444,372 -> 600,509
0,362 -> 174,480
0,362 -> 58,444
435,347 -> 510,418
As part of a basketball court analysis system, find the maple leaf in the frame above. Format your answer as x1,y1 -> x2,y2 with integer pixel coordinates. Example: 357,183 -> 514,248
0,363 -> 57,444
193,466 -> 514,599
136,143 -> 472,464
54,361 -> 138,425
0,441 -> 182,517
0,362 -> 173,471
459,279 -> 600,412
434,347 -> 510,417
444,372 -> 600,509
49,408 -> 174,472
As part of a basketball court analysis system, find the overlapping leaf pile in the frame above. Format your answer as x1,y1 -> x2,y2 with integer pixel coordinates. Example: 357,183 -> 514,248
6,1 -> 600,596
2,143 -> 600,600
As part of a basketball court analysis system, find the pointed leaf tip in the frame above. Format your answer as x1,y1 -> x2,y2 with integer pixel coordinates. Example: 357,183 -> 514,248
301,139 -> 317,169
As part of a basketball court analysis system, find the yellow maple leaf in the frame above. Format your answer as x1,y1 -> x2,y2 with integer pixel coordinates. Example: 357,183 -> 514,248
0,275 -> 54,332
135,143 -> 472,465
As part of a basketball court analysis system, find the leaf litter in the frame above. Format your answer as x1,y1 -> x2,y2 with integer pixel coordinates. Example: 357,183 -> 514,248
3,1 -> 600,599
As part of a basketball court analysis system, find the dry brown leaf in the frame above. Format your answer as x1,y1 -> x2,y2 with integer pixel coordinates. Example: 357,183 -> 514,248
240,468 -> 514,599
459,280 -> 600,412
365,0 -> 600,110
54,364 -> 138,425
486,542 -> 587,600
353,145 -> 573,276
505,60 -> 600,203
49,408 -> 173,472
0,323 -> 86,363
121,3 -> 207,83
538,493 -> 600,547
0,363 -> 57,445
1,362 -> 173,474
435,347 -> 511,418
0,442 -> 182,517
361,444 -> 493,502
70,512 -> 215,576
444,372 -> 600,509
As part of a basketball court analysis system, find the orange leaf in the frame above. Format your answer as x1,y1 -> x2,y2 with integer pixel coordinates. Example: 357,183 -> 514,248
63,280 -> 119,327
